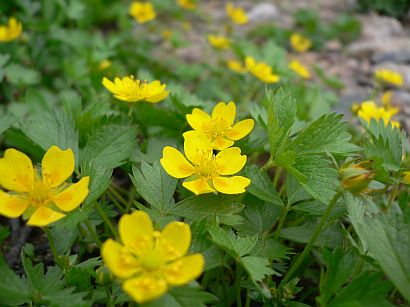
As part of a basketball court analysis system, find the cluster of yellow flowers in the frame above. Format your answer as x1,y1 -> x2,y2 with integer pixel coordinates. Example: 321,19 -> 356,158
101,211 -> 204,303
290,33 -> 312,53
374,68 -> 404,88
0,17 -> 23,42
129,1 -> 156,24
355,100 -> 400,128
161,102 -> 254,195
226,2 -> 248,25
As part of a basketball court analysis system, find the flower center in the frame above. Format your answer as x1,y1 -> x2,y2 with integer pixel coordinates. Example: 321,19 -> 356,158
29,179 -> 52,206
194,150 -> 218,178
141,251 -> 163,271
204,118 -> 230,141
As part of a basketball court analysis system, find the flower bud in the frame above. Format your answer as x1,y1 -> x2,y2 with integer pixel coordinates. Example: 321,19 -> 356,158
340,160 -> 374,194
95,265 -> 113,285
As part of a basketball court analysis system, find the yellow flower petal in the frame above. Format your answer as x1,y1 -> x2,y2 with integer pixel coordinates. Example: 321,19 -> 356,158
226,119 -> 254,140
183,131 -> 213,165
0,190 -> 29,218
212,176 -> 250,194
102,77 -> 117,93
163,253 -> 205,286
212,137 -> 234,150
0,148 -> 34,192
119,211 -> 154,256
42,146 -> 75,187
215,147 -> 247,175
122,274 -> 167,304
146,90 -> 169,103
27,207 -> 66,227
159,221 -> 191,261
186,108 -> 212,132
101,239 -> 141,279
52,176 -> 89,212
183,178 -> 215,195
160,147 -> 195,179
212,101 -> 236,127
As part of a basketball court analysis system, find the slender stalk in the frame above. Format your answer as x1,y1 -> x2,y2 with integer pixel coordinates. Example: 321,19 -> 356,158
106,190 -> 126,213
109,185 -> 129,209
386,184 -> 399,210
280,191 -> 343,286
235,262 -> 243,307
126,188 -> 136,212
261,158 -> 274,171
245,289 -> 251,307
95,203 -> 118,238
44,227 -> 60,266
274,203 -> 291,240
105,286 -> 114,307
273,167 -> 283,189
84,220 -> 102,248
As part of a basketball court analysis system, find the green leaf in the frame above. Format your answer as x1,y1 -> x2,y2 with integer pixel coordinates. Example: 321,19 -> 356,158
0,256 -> 31,305
347,200 -> 410,302
243,165 -> 283,205
0,114 -> 15,136
168,194 -> 244,224
81,124 -> 137,168
240,256 -> 276,281
131,161 -> 177,211
81,162 -> 112,206
20,108 -> 79,161
251,237 -> 293,261
4,63 -> 40,85
142,285 -> 217,307
208,225 -> 258,258
289,113 -> 358,155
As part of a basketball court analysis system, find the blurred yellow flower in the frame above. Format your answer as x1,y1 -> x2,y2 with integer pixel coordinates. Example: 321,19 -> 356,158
245,56 -> 280,83
375,69 -> 404,87
207,34 -> 231,49
351,102 -> 360,114
290,33 -> 312,53
227,59 -> 247,73
0,146 -> 89,227
288,59 -> 310,79
102,76 -> 169,103
162,30 -> 173,40
102,211 -> 204,303
0,17 -> 22,42
226,2 -> 248,25
98,59 -> 112,71
177,0 -> 197,10
403,171 -> 410,184
357,100 -> 400,128
161,131 -> 251,195
186,101 -> 254,150
129,2 -> 156,24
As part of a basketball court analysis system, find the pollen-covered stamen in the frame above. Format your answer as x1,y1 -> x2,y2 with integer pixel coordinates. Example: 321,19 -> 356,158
203,117 -> 232,142
193,149 -> 219,178
29,177 -> 53,206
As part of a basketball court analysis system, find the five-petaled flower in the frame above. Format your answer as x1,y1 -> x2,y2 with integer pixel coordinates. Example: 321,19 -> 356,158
129,1 -> 156,24
102,76 -> 169,103
177,0 -> 197,10
245,56 -> 280,83
0,17 -> 22,42
288,59 -> 310,79
161,131 -> 251,195
290,33 -> 312,53
208,34 -> 231,49
102,211 -> 204,303
0,146 -> 89,226
186,101 -> 254,150
357,100 -> 400,128
226,2 -> 248,25
374,68 -> 404,88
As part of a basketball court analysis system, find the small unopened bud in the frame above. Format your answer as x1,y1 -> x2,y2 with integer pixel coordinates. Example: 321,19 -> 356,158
340,160 -> 374,194
95,265 -> 113,285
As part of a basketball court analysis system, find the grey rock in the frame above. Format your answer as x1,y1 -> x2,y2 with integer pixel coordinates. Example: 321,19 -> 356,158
247,3 -> 279,23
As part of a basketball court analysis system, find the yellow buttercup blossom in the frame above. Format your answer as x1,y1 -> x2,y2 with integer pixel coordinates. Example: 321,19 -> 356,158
177,0 -> 197,10
0,146 -> 89,227
129,2 -> 156,24
207,34 -> 231,49
0,17 -> 22,42
375,69 -> 404,87
403,171 -> 410,184
227,59 -> 247,73
290,33 -> 312,53
226,2 -> 248,25
102,211 -> 204,303
357,100 -> 400,128
98,59 -> 112,71
161,131 -> 251,195
186,101 -> 254,150
245,56 -> 280,83
102,76 -> 169,103
288,59 -> 310,79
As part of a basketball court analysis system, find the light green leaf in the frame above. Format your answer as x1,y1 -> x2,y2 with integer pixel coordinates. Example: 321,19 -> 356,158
81,162 -> 112,206
240,256 -> 276,281
0,256 -> 31,305
235,201 -> 281,234
4,63 -> 40,85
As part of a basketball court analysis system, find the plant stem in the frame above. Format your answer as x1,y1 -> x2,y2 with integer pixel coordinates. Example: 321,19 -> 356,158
106,190 -> 126,213
109,185 -> 129,209
274,203 -> 291,240
273,167 -> 283,189
126,188 -> 136,212
95,203 -> 118,238
105,285 -> 114,307
44,227 -> 60,266
386,184 -> 399,210
280,191 -> 343,286
84,220 -> 102,248
235,262 -> 243,307
261,158 -> 275,171
245,289 -> 251,307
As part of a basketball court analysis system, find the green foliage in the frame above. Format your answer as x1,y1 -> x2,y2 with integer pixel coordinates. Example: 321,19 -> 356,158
357,0 -> 410,18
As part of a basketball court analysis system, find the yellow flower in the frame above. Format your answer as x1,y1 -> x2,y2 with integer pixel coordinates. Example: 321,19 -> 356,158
351,102 -> 360,114
161,131 -> 251,195
290,33 -> 312,53
177,0 -> 197,10
227,59 -> 247,73
403,171 -> 410,184
0,17 -> 23,42
102,76 -> 169,103
226,2 -> 248,25
245,56 -> 280,83
288,59 -> 310,79
0,146 -> 89,227
207,34 -> 231,49
129,2 -> 156,24
101,211 -> 204,303
357,100 -> 400,128
186,101 -> 254,150
375,69 -> 404,87
98,59 -> 112,71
